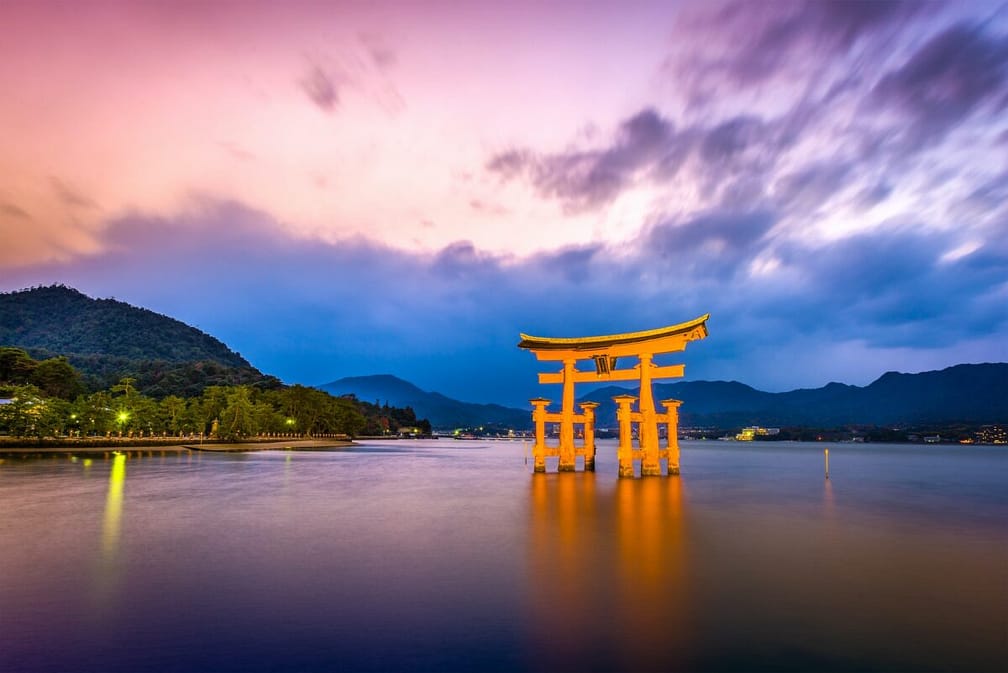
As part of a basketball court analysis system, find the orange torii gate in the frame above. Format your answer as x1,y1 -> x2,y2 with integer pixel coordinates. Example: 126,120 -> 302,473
518,314 -> 709,477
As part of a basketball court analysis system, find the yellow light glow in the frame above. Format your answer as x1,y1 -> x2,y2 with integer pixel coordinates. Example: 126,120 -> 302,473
101,454 -> 126,560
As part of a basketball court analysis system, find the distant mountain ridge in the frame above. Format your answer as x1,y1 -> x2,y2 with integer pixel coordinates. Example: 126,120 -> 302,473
0,285 -> 275,396
318,374 -> 531,429
576,363 -> 1008,428
325,364 -> 1008,430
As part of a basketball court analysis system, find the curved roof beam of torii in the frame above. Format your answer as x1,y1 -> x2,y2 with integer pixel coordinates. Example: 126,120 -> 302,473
517,313 -> 709,355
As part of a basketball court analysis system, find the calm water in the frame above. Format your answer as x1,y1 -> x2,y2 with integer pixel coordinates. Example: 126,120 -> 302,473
1,440 -> 1005,672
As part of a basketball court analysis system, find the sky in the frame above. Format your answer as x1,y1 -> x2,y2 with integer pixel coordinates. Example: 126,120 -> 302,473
1,0 -> 1006,407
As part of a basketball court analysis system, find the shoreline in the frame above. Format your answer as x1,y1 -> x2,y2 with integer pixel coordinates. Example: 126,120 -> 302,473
0,438 -> 353,458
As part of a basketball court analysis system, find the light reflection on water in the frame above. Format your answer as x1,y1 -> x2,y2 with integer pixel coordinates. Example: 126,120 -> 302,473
101,453 -> 126,560
0,440 -> 1004,672
527,474 -> 692,671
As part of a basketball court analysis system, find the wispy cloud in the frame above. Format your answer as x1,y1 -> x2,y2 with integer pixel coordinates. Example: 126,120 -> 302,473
50,177 -> 98,210
299,63 -> 341,112
1,202 -> 31,220
868,21 -> 1008,149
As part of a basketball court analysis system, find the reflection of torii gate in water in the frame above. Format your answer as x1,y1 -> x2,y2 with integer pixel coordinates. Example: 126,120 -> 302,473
518,314 -> 709,477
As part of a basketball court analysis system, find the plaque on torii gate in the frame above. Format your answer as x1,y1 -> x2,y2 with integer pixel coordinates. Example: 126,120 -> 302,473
518,314 -> 709,477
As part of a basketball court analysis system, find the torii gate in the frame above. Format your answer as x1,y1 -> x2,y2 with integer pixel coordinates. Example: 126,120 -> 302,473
518,314 -> 709,477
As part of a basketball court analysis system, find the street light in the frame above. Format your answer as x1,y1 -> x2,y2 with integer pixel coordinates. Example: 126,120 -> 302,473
116,410 -> 129,437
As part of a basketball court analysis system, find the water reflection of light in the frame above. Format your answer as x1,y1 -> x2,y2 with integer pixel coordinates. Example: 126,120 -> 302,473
102,453 -> 126,560
527,476 -> 692,671
613,477 -> 690,670
528,474 -> 601,668
823,477 -> 835,520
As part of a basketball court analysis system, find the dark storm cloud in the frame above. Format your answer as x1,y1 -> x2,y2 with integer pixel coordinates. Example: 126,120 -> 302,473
869,22 -> 1008,148
300,64 -> 339,112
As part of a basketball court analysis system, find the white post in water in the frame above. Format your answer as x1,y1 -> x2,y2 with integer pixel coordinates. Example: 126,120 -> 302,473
824,448 -> 830,479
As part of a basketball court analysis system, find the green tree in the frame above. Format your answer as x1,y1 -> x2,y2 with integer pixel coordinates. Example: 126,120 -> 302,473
73,391 -> 115,436
0,347 -> 37,384
252,400 -> 281,434
332,397 -> 367,437
29,357 -> 84,400
278,385 -> 324,436
129,395 -> 162,436
195,386 -> 229,436
220,386 -> 256,440
111,376 -> 138,401
160,395 -> 187,436
0,385 -> 65,439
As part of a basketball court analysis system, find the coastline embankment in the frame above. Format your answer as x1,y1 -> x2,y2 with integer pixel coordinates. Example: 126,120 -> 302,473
0,437 -> 353,458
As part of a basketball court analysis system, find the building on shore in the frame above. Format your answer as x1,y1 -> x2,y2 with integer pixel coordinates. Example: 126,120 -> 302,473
735,426 -> 780,441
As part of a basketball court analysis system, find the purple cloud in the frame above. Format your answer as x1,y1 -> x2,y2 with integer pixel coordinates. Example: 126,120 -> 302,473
2,195 -> 1004,404
644,210 -> 776,279
486,107 -> 798,213
773,161 -> 854,213
486,108 -> 684,212
870,22 -> 1008,148
668,0 -> 925,106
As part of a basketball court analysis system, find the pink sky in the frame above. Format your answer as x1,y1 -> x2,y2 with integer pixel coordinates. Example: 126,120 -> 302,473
1,1 -> 680,264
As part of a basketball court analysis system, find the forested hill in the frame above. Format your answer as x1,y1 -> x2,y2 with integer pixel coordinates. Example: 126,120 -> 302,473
0,285 -> 275,396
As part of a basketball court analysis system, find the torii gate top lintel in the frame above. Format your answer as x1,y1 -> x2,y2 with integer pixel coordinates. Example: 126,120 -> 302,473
517,313 -> 709,361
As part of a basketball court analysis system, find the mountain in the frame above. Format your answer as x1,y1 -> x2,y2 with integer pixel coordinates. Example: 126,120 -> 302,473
579,363 -> 1008,428
324,364 -> 1007,430
318,374 -> 531,429
0,285 -> 277,396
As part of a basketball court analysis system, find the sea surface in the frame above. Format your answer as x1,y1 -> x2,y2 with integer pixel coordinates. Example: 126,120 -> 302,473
0,439 -> 1005,672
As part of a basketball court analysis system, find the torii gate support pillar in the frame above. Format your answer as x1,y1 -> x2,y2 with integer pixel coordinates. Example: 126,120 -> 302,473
614,395 -> 637,478
530,397 -> 550,473
662,399 -> 683,476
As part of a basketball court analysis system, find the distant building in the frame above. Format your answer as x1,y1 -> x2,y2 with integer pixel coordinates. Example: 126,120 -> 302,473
735,426 -> 780,441
974,425 -> 1007,445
